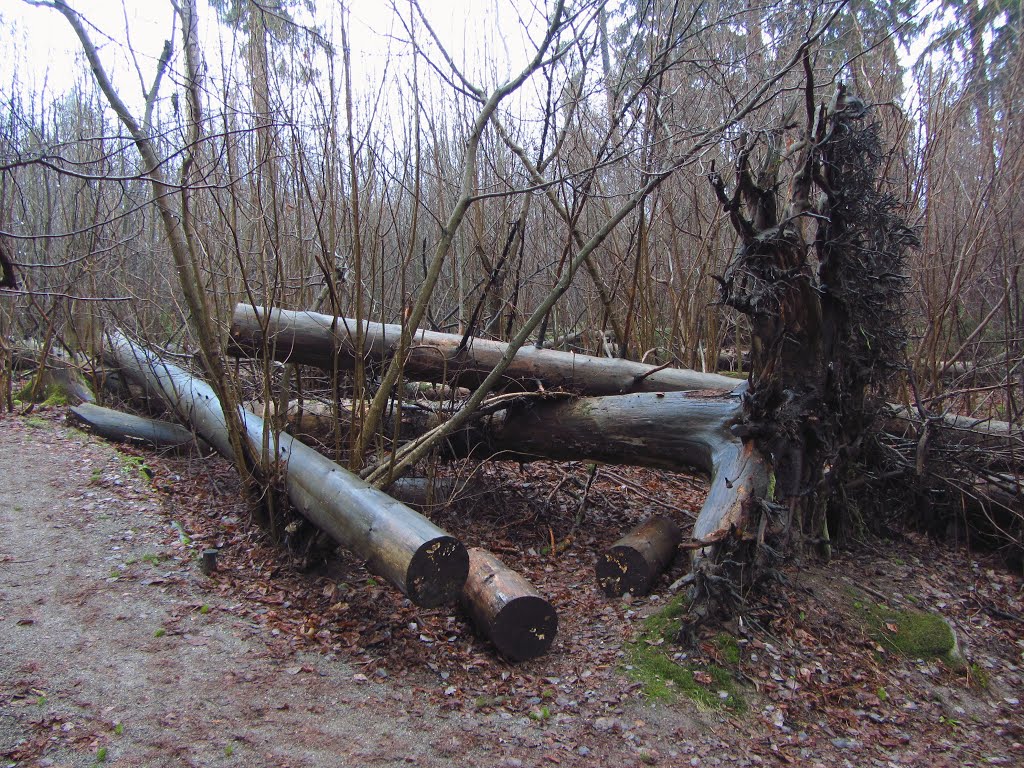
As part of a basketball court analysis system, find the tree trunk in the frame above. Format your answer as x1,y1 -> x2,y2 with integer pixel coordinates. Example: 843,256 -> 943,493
229,304 -> 740,395
105,334 -> 468,608
447,391 -> 768,550
461,548 -> 558,661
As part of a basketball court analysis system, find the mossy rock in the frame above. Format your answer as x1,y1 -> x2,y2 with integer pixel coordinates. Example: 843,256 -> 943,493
16,377 -> 74,406
853,599 -> 962,666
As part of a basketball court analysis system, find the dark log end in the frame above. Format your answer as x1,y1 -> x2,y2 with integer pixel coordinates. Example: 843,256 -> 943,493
406,536 -> 470,608
491,595 -> 558,661
596,546 -> 651,597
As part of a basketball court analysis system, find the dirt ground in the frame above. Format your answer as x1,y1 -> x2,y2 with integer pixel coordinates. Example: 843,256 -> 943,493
2,409 -> 1022,767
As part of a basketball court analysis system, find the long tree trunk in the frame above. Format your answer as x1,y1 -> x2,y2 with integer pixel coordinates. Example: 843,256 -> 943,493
229,304 -> 741,395
105,334 -> 469,608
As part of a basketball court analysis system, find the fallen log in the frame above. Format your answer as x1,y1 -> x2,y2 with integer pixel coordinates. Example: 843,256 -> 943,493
446,391 -> 769,549
69,402 -> 201,452
388,476 -> 477,511
229,304 -> 741,396
888,406 -> 1024,458
105,334 -> 469,608
461,548 -> 558,661
596,515 -> 682,597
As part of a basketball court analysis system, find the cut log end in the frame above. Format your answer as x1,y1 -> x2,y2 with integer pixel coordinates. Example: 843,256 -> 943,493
596,546 -> 651,597
596,515 -> 682,597
490,595 -> 558,662
462,547 -> 558,661
406,536 -> 470,608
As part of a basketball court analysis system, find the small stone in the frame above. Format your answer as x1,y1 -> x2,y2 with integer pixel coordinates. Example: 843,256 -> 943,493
831,738 -> 860,750
594,716 -> 621,733
577,746 -> 591,757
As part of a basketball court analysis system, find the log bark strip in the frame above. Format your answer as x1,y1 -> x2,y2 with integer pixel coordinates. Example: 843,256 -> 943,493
461,548 -> 558,661
229,304 -> 740,396
106,334 -> 468,608
597,515 -> 682,597
70,402 -> 201,452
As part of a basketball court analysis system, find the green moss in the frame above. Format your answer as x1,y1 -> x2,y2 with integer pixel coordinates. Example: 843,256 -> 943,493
42,389 -> 69,406
856,601 -> 960,665
626,643 -> 744,711
713,633 -> 742,665
624,595 -> 744,712
641,593 -> 689,641
16,380 -> 69,406
120,454 -> 154,481
766,472 -> 776,501
967,663 -> 990,690
717,370 -> 748,379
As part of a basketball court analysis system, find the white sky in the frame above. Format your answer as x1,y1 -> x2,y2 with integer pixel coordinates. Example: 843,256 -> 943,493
0,0 -> 554,112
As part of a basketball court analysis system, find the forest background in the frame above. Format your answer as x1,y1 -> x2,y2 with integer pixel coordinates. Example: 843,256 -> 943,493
0,0 -> 1020,560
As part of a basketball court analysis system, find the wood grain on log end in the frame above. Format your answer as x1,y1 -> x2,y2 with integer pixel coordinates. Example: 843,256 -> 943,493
463,548 -> 557,661
405,535 -> 470,608
596,515 -> 682,597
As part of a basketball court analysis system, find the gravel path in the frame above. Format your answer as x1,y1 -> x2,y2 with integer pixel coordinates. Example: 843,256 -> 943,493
0,415 -> 574,767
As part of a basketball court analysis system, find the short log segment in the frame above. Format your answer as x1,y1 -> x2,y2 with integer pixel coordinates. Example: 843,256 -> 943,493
596,516 -> 682,597
462,548 -> 558,661
106,334 -> 468,608
70,402 -> 201,452
229,304 -> 740,396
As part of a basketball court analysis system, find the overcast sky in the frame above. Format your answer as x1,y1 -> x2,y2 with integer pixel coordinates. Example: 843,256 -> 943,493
0,0 -> 555,109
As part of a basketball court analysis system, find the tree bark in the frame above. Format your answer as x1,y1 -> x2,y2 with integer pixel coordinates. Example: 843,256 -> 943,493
105,334 -> 468,608
461,548 -> 558,661
69,402 -> 201,452
448,391 -> 769,554
596,515 -> 682,597
229,304 -> 741,395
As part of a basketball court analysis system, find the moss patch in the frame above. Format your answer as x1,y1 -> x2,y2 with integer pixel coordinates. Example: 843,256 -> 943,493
713,632 -> 742,665
852,599 -> 960,665
624,595 -> 744,712
16,380 -> 69,406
